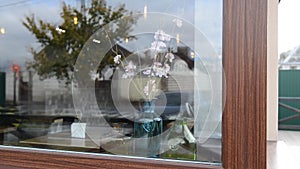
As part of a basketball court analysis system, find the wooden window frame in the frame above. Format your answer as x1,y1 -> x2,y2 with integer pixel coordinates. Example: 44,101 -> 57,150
0,0 -> 267,168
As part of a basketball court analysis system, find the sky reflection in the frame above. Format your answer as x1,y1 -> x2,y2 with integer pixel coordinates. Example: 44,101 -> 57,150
0,0 -> 222,71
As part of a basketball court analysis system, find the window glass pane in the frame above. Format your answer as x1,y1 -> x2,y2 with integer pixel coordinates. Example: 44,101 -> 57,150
0,0 -> 222,165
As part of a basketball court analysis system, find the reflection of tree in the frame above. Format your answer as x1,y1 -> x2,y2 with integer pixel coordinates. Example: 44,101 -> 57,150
23,0 -> 137,85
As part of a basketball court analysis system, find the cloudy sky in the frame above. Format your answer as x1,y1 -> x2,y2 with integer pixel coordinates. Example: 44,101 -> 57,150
279,0 -> 300,54
0,0 -> 63,70
0,0 -> 222,71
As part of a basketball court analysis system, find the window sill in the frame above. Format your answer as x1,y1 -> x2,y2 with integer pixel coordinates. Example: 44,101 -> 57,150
0,146 -> 222,169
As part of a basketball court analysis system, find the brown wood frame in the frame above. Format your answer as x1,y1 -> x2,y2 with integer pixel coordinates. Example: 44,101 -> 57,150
222,0 -> 267,168
0,0 -> 267,168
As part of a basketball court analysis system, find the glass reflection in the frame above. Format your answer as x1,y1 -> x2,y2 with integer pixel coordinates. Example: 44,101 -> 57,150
0,0 -> 222,164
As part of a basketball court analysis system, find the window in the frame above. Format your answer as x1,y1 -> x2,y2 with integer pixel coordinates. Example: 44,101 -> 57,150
1,2 -> 266,168
0,0 -> 222,165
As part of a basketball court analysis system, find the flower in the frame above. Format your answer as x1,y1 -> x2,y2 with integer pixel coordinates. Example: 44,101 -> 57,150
122,61 -> 136,78
165,52 -> 175,62
122,71 -> 134,78
154,30 -> 171,42
113,29 -> 175,100
124,61 -> 136,72
172,18 -> 183,28
151,30 -> 171,51
164,64 -> 170,73
114,54 -> 121,64
153,62 -> 164,77
143,69 -> 151,75
153,63 -> 170,78
150,41 -> 167,51
153,62 -> 162,67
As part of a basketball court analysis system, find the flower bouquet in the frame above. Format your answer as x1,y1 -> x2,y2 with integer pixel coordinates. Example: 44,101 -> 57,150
114,30 -> 174,102
113,30 -> 175,157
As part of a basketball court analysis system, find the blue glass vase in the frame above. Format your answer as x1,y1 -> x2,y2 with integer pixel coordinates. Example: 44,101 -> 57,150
133,100 -> 162,157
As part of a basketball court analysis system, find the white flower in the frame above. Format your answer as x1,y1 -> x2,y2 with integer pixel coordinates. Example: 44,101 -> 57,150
150,41 -> 167,51
122,71 -> 134,78
164,64 -> 170,73
153,62 -> 162,67
114,55 -> 121,64
172,18 -> 183,28
124,61 -> 136,72
143,69 -> 151,75
153,62 -> 165,77
113,29 -> 174,93
165,53 -> 175,62
152,62 -> 170,78
121,61 -> 136,79
154,30 -> 171,41
155,67 -> 165,77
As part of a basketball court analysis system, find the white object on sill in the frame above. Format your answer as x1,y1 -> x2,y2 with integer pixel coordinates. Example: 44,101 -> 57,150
71,122 -> 86,138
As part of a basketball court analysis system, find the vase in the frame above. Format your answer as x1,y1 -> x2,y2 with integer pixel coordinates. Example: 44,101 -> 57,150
133,99 -> 162,157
